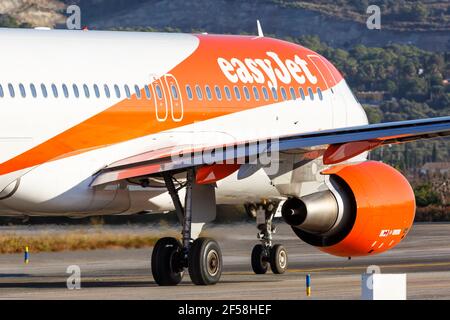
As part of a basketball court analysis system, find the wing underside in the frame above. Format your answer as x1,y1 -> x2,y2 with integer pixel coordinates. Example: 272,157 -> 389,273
91,116 -> 450,187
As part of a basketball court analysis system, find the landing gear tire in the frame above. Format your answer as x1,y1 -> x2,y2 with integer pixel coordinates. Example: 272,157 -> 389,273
251,244 -> 269,274
188,237 -> 223,285
151,237 -> 184,286
269,244 -> 288,274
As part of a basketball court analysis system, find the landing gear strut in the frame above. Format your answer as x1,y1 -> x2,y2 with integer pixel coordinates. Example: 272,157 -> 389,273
151,168 -> 223,286
251,201 -> 288,274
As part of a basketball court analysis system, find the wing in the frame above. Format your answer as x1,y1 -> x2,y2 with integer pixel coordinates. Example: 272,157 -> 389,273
91,116 -> 450,186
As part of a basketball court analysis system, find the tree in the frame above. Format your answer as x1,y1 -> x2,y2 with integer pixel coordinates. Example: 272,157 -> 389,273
363,106 -> 383,124
0,14 -> 19,28
0,14 -> 32,28
432,143 -> 438,162
410,3 -> 429,22
414,184 -> 442,207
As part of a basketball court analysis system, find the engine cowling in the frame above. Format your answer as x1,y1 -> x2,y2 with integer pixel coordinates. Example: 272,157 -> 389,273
282,161 -> 415,257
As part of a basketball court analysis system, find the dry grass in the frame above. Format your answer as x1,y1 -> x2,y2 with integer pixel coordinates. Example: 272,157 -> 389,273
0,231 -> 163,254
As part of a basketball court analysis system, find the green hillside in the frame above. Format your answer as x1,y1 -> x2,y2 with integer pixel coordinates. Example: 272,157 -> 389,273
272,0 -> 450,31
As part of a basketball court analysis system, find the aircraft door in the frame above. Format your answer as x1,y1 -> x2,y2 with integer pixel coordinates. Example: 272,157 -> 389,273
164,74 -> 184,122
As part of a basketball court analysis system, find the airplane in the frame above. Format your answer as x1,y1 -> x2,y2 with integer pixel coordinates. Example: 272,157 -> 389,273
0,26 -> 449,286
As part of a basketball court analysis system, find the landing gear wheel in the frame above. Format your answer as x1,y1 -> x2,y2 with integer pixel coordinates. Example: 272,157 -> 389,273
251,244 -> 269,274
270,244 -> 288,274
188,238 -> 223,285
151,237 -> 184,286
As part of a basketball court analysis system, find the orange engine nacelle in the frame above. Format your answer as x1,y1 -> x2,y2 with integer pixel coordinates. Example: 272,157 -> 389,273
281,161 -> 415,257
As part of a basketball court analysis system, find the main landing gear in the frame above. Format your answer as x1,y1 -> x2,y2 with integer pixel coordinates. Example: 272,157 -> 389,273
251,202 -> 288,275
151,169 -> 222,286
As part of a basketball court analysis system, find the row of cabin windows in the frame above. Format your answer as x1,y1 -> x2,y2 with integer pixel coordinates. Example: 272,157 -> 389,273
0,83 -> 167,100
185,85 -> 324,102
0,82 -> 324,102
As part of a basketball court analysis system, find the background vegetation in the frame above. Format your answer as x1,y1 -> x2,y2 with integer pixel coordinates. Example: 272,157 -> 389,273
272,0 -> 450,31
294,35 -> 450,166
0,231 -> 161,253
0,14 -> 31,28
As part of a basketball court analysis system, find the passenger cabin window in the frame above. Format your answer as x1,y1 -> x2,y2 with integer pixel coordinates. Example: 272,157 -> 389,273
252,86 -> 260,101
8,84 -> 15,98
41,84 -> 48,98
83,84 -> 90,98
19,83 -> 26,98
30,84 -> 37,98
93,84 -> 100,98
51,84 -> 58,98
195,85 -> 203,100
317,88 -> 323,100
224,86 -> 231,101
144,85 -> 151,100
243,86 -> 250,101
124,85 -> 131,99
62,84 -> 69,98
262,87 -> 269,101
73,84 -> 80,98
289,87 -> 296,100
186,85 -> 193,100
135,85 -> 141,99
114,85 -> 121,98
0,85 -> 3,98
233,86 -> 241,101
205,85 -> 212,101
308,87 -> 314,101
104,84 -> 110,98
299,88 -> 305,100
171,85 -> 178,100
271,87 -> 278,101
214,86 -> 222,101
156,84 -> 164,100
280,87 -> 287,101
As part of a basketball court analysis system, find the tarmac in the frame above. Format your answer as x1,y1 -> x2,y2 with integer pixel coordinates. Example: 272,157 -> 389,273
1,222 -> 450,299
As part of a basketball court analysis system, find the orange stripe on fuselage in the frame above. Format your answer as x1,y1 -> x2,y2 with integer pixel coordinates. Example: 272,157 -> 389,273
0,34 -> 342,176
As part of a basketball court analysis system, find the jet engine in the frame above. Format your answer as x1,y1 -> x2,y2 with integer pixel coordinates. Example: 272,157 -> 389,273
281,161 -> 415,257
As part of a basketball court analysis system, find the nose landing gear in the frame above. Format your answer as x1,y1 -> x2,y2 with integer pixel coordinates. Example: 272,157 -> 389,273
251,202 -> 288,275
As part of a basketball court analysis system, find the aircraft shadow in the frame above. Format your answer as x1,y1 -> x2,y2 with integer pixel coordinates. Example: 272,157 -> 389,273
0,279 -> 278,289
